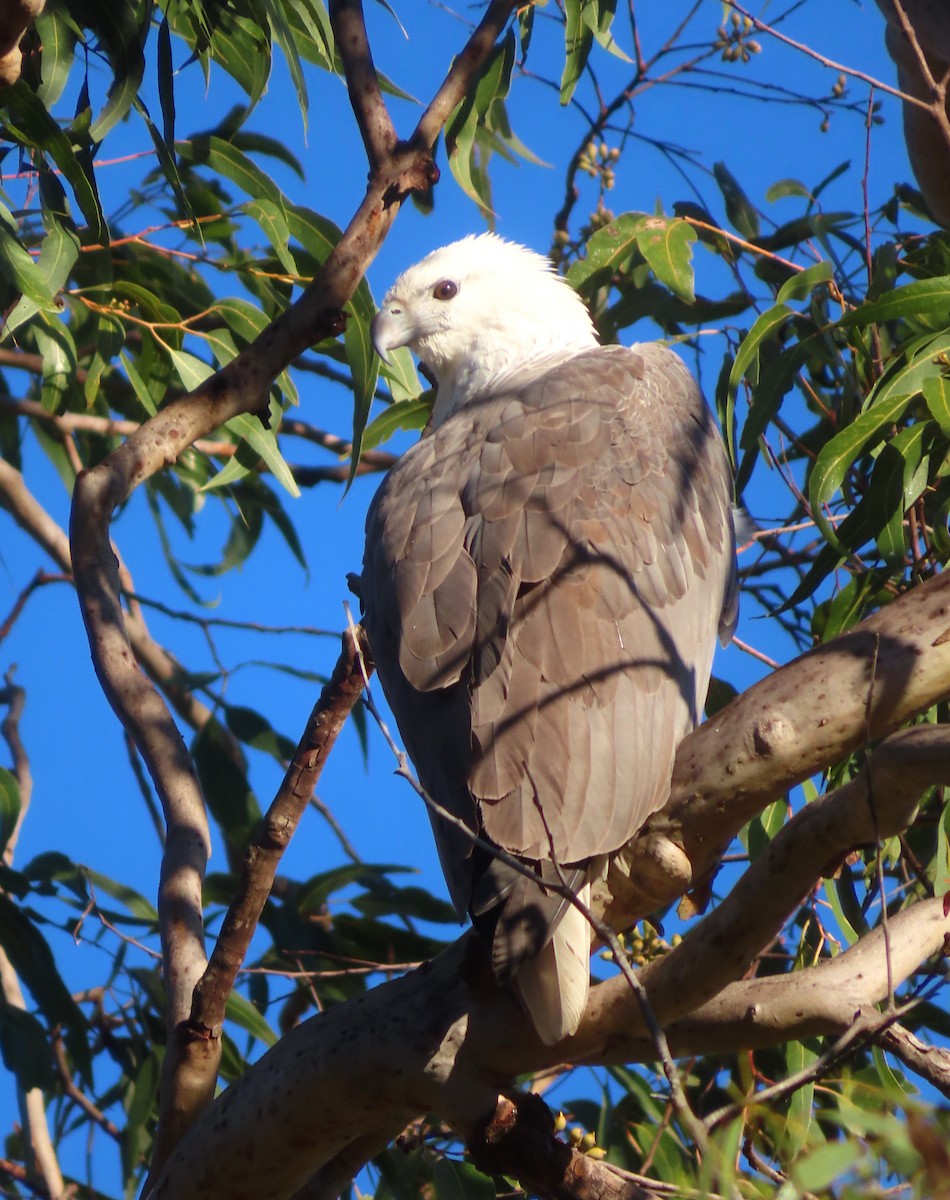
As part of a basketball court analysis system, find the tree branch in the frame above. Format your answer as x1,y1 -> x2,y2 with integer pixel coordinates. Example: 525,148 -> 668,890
0,674 -> 65,1200
145,583 -> 950,1198
144,895 -> 949,1200
604,570 -> 950,926
876,1021 -> 950,1100
572,723 -> 950,1061
329,0 -> 396,170
877,0 -> 950,226
412,0 -> 518,148
470,1095 -> 655,1200
187,629 -> 369,1038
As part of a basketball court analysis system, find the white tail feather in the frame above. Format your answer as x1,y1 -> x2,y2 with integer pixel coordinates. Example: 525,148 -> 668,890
513,883 -> 592,1045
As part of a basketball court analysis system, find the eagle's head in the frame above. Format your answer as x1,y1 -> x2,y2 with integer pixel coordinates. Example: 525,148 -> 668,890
371,234 -> 598,422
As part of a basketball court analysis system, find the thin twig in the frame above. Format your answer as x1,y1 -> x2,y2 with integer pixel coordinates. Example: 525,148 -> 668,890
188,628 -> 369,1038
724,0 -> 935,113
51,1033 -> 122,1141
0,569 -> 71,646
862,634 -> 895,1012
705,1004 -> 910,1129
412,0 -> 519,148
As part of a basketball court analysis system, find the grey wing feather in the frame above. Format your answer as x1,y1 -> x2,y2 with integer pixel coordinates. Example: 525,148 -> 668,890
361,342 -> 735,1032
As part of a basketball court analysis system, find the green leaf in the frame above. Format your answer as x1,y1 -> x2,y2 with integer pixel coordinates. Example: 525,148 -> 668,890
723,303 -> 792,468
120,350 -> 159,417
81,867 -> 159,923
713,161 -> 760,240
122,1048 -> 160,1182
0,1005 -> 55,1092
567,211 -> 645,290
782,1040 -> 818,1157
343,279 -> 381,489
0,893 -> 91,1081
33,314 -> 78,414
735,338 -> 808,495
192,720 -> 261,851
560,0 -> 628,106
808,389 -> 916,548
34,6 -> 77,108
225,989 -> 278,1047
166,347 -> 215,392
432,1159 -> 495,1200
267,1 -> 309,131
839,276 -> 950,326
283,0 -> 335,71
133,95 -> 195,231
207,12 -> 272,105
352,883 -> 458,924
776,259 -> 834,303
745,798 -> 786,860
178,136 -> 284,207
635,217 -> 696,302
793,1140 -> 861,1191
286,204 -> 340,265
923,374 -> 950,437
765,177 -> 813,203
243,199 -> 298,276
157,15 -> 176,150
83,311 -> 124,406
0,769 -> 20,860
0,225 -> 56,312
87,4 -> 146,143
1,83 -> 105,240
297,863 -> 411,914
561,0 -> 593,106
224,704 -> 296,762
935,797 -> 950,899
378,345 -> 422,403
362,398 -> 431,451
4,217 -> 79,337
214,413 -> 301,498
827,868 -> 868,946
871,423 -> 932,563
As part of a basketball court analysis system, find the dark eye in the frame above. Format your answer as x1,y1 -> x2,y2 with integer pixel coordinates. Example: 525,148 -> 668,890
432,279 -> 458,301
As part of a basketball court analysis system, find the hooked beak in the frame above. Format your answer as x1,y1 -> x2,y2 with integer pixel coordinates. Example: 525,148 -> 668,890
370,304 -> 414,365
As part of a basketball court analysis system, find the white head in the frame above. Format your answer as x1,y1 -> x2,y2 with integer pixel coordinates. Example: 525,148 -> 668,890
371,234 -> 598,423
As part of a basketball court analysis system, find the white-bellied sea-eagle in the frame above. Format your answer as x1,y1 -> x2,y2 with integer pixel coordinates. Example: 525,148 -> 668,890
360,233 -> 737,1045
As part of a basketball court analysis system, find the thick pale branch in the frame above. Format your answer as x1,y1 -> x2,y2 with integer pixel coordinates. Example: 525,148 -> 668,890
147,579 -> 950,1197
605,570 -> 950,924
146,899 -> 949,1200
577,898 -> 950,1067
289,1132 -> 395,1200
0,676 -> 65,1199
577,723 -> 950,1058
0,457 -> 217,734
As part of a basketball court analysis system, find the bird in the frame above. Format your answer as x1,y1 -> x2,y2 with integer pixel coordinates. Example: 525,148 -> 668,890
359,233 -> 736,1044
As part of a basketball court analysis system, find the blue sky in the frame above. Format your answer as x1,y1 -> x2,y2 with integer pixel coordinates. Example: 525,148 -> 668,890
0,0 -> 931,1190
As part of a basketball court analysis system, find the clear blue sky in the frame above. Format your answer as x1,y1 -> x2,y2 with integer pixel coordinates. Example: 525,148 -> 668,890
0,1 -> 925,1190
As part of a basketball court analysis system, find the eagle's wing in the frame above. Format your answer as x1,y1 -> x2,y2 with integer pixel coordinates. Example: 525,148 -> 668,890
361,342 -> 735,1038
